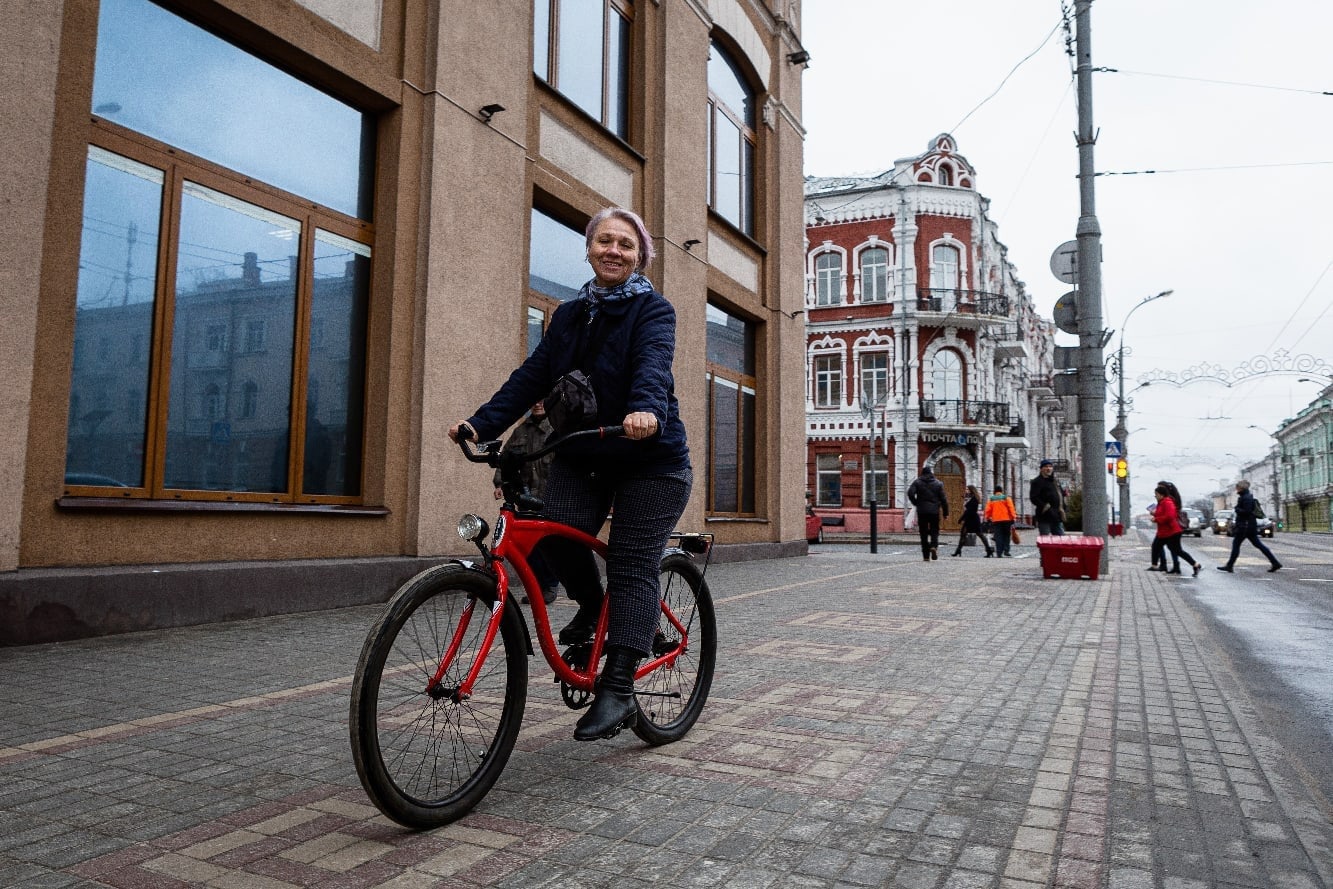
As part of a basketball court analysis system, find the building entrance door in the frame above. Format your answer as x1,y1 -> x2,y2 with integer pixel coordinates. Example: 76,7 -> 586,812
935,457 -> 965,532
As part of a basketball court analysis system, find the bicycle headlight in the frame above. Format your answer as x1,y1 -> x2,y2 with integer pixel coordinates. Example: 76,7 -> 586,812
456,513 -> 489,543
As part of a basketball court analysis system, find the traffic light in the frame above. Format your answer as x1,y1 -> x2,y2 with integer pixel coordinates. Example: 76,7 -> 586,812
1115,458 -> 1129,479
1107,461 -> 1114,475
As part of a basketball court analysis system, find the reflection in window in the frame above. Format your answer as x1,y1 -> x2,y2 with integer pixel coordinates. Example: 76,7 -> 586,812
860,247 -> 889,302
527,306 -> 546,358
92,0 -> 373,219
529,208 -> 589,302
65,147 -> 161,489
304,230 -> 369,496
534,0 -> 631,138
705,304 -> 756,514
164,184 -> 298,492
707,43 -> 755,235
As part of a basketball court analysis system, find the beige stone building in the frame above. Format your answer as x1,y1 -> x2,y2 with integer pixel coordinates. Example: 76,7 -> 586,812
0,0 -> 810,643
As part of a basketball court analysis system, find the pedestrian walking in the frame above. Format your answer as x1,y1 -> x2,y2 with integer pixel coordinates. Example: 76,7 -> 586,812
1152,484 -> 1200,576
1029,459 -> 1065,535
1218,479 -> 1282,573
984,485 -> 1017,557
1146,480 -> 1181,571
951,485 -> 994,557
907,465 -> 949,562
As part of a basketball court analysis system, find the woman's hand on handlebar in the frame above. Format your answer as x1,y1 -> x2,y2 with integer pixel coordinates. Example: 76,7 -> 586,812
448,422 -> 476,443
621,411 -> 658,441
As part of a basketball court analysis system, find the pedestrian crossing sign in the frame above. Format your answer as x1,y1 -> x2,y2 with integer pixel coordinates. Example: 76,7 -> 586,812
1105,441 -> 1123,458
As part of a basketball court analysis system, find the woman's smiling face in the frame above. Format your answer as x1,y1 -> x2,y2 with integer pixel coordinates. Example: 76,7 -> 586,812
587,216 -> 641,287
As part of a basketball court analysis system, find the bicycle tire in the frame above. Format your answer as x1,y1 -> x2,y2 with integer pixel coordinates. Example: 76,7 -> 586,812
632,552 -> 716,745
349,563 -> 527,829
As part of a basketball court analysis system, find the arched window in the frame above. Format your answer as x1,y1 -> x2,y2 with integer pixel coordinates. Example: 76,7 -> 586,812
932,350 -> 963,402
931,244 -> 960,291
815,253 -> 842,306
707,42 -> 755,235
929,243 -> 961,311
203,384 -> 223,420
860,246 -> 889,302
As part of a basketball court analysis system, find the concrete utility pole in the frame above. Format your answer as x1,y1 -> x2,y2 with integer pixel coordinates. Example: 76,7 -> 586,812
1074,0 -> 1108,563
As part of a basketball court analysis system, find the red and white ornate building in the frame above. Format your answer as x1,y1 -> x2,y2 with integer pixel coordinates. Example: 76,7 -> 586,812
804,135 -> 1073,532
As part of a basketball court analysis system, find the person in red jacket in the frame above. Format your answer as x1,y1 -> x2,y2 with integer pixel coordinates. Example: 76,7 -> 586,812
1152,484 -> 1200,576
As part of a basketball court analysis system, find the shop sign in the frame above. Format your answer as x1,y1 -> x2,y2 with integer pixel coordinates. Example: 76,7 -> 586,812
921,431 -> 979,445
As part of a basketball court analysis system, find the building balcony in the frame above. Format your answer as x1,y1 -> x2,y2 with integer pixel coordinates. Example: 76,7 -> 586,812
915,288 -> 1010,328
919,398 -> 1011,430
994,419 -> 1029,449
991,323 -> 1029,360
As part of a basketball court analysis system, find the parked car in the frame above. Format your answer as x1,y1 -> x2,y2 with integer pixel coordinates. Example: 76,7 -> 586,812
1179,508 -> 1205,537
1222,511 -> 1275,538
805,505 -> 823,544
1211,509 -> 1234,535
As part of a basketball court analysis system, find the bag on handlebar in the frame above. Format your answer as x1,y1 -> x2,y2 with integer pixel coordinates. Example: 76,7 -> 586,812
543,369 -> 598,434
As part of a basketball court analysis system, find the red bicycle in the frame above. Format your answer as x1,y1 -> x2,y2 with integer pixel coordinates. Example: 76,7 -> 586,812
349,426 -> 716,829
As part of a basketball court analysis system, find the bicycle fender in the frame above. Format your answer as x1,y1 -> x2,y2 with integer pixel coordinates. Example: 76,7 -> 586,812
440,558 -> 534,657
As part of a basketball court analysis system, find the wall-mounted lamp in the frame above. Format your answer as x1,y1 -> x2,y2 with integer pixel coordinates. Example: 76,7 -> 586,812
787,50 -> 811,66
683,238 -> 701,251
478,103 -> 506,123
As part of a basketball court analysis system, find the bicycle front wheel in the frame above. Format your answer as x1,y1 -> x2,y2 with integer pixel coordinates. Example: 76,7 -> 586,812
349,563 -> 527,829
632,552 -> 716,745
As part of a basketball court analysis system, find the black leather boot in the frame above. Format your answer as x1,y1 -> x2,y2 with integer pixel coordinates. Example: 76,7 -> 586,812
558,596 -> 603,646
574,645 -> 640,741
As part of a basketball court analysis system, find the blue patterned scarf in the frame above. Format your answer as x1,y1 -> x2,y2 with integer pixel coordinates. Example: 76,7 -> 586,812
579,272 -> 654,323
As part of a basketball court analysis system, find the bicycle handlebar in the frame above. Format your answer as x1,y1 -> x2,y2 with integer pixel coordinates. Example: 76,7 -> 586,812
455,424 -> 627,467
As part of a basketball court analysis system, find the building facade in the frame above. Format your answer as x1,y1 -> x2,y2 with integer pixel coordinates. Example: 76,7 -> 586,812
1,0 -> 810,643
1273,383 -> 1333,531
803,135 -> 1070,532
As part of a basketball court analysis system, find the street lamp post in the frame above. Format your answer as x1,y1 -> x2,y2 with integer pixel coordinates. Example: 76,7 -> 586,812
1110,290 -> 1173,529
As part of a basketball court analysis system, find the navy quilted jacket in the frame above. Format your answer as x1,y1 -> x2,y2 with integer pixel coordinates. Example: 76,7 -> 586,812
467,285 -> 690,475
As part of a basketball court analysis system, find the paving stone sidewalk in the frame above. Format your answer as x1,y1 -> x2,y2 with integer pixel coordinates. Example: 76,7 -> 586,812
1,539 -> 1330,888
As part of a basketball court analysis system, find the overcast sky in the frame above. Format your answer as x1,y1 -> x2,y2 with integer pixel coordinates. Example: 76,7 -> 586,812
801,0 -> 1333,506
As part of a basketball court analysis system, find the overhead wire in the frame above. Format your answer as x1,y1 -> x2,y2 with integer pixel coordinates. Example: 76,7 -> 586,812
949,16 -> 1066,135
1094,67 -> 1333,97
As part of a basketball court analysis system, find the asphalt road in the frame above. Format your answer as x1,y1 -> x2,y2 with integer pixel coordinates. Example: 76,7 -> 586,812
1132,528 -> 1333,807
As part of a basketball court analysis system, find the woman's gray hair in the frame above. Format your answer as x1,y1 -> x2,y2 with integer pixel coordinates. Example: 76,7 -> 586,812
1236,479 -> 1251,491
586,207 -> 655,272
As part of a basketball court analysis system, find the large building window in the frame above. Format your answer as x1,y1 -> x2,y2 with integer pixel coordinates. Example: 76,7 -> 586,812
863,453 -> 888,504
860,352 -> 889,407
813,355 -> 842,408
707,42 -> 755,236
930,243 -> 961,311
534,0 -> 632,139
860,246 -> 889,302
815,253 -> 842,306
816,454 -> 842,506
527,206 -> 591,353
705,304 -> 756,515
65,0 -> 373,502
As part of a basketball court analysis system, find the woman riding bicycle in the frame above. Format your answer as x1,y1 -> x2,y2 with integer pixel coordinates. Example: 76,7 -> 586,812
448,206 -> 691,742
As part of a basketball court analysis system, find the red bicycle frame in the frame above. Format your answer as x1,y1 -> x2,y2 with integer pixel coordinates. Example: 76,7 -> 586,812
435,506 -> 692,701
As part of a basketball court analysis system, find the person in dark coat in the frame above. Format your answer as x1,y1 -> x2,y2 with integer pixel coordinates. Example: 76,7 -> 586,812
1029,459 -> 1065,535
450,207 -> 691,742
907,464 -> 949,562
1218,479 -> 1281,573
951,484 -> 994,557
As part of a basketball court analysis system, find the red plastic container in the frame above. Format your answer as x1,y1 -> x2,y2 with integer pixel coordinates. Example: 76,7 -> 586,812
1037,535 -> 1104,579
1107,523 -> 1123,538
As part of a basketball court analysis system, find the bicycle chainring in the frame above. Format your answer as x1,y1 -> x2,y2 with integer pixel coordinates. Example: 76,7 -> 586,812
559,643 -> 594,709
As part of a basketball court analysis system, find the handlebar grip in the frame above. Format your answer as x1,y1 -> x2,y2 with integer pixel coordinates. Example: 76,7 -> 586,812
598,425 -> 626,438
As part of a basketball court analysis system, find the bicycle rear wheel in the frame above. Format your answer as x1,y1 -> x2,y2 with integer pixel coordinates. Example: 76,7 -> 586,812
349,563 -> 527,829
632,552 -> 716,745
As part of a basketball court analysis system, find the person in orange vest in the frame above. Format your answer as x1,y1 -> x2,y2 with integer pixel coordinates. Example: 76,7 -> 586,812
984,485 -> 1018,557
